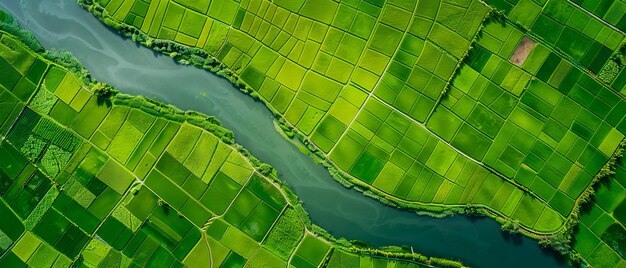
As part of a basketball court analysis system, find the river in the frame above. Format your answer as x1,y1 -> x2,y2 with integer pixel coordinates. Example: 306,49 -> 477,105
0,1 -> 569,267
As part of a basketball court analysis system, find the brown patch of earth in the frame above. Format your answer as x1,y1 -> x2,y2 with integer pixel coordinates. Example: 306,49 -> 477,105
510,37 -> 537,66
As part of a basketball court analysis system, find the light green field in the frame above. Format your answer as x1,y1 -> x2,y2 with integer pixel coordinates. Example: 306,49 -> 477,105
83,0 -> 626,266
0,27 -> 453,268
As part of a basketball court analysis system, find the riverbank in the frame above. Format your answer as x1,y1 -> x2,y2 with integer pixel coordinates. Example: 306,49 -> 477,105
0,1 -> 571,266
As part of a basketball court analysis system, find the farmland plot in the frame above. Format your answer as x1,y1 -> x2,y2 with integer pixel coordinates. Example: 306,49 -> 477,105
0,28 -> 448,268
86,0 -> 626,248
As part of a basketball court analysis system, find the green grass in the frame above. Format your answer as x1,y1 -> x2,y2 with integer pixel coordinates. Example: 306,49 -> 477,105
0,55 -> 21,89
0,36 -> 36,74
240,201 -> 280,241
220,226 -> 257,258
11,231 -> 41,262
370,24 -> 403,56
247,247 -> 286,266
350,151 -> 385,184
207,0 -> 239,24
145,169 -> 188,208
220,158 -> 253,185
373,162 -> 404,193
179,10 -> 206,38
299,0 -> 337,24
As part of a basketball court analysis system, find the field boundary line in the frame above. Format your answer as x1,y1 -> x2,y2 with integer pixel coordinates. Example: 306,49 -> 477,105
425,2 -> 493,123
327,2 -> 420,155
1,105 -> 26,140
566,0 -> 625,35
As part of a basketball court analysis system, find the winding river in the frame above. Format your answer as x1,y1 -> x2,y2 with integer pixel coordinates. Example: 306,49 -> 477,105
0,1 -> 570,267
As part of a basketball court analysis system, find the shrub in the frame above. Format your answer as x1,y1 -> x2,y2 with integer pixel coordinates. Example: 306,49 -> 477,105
91,82 -> 117,100
501,218 -> 520,234
43,49 -> 91,85
20,135 -> 47,161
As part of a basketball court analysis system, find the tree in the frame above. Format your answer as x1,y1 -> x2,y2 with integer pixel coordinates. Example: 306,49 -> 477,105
258,163 -> 273,176
501,218 -> 520,234
91,82 -> 116,105
462,204 -> 483,216
538,232 -> 572,255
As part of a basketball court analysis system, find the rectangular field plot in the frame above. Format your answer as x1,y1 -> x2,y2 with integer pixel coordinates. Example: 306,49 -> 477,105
89,0 -> 503,218
1,168 -> 51,220
74,0 -> 626,265
484,0 -> 624,74
292,234 -> 330,268
436,19 -> 626,225
97,159 -> 135,195
223,188 -> 281,241
574,158 -> 626,266
323,96 -> 533,217
0,28 -> 444,268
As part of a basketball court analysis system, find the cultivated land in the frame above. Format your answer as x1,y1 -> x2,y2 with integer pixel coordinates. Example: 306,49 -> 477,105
79,0 -> 626,266
0,19 -> 463,268
573,158 -> 626,267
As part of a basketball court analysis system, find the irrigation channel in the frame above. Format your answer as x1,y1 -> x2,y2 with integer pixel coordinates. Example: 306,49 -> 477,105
1,1 -> 570,267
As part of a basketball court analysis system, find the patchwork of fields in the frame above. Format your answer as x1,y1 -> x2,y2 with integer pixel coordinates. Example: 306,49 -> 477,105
573,159 -> 626,267
83,0 -> 626,266
0,27 -> 450,267
90,0 -> 625,225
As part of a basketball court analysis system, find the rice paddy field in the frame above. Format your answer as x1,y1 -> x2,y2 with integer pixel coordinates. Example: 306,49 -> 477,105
0,27 -> 447,268
80,0 -> 626,266
573,159 -> 626,267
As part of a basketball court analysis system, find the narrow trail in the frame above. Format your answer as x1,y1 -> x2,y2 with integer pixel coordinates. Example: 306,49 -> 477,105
202,231 -> 214,268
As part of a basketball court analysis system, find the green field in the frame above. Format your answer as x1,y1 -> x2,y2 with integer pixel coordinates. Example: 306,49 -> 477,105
81,0 -> 626,266
0,25 -> 456,268
573,159 -> 626,267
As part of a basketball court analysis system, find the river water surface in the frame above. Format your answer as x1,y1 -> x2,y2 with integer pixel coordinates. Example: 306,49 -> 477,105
0,1 -> 570,267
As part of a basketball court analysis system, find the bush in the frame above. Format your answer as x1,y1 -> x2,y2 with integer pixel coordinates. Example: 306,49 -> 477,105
539,231 -> 572,255
258,163 -> 273,176
91,82 -> 117,100
33,118 -> 82,152
501,218 -> 520,234
43,49 -> 94,86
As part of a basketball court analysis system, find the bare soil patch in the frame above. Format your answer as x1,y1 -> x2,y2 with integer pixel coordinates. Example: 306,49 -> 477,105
510,37 -> 537,66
